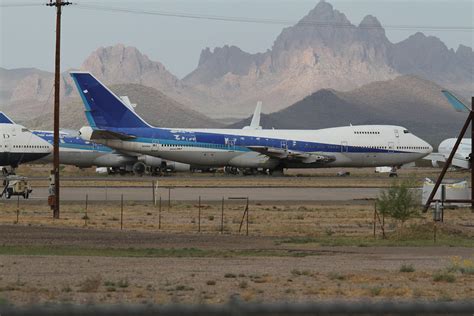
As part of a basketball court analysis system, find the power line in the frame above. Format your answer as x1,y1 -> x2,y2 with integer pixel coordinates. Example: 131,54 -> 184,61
74,3 -> 474,32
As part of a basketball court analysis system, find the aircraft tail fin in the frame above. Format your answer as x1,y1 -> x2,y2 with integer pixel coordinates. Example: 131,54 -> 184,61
0,112 -> 15,124
70,71 -> 151,129
243,101 -> 262,130
442,90 -> 471,113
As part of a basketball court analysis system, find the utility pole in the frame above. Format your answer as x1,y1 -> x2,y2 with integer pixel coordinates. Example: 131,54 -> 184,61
46,0 -> 72,219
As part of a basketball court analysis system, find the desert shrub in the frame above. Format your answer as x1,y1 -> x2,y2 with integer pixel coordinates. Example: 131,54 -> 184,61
399,264 -> 415,273
78,275 -> 102,292
377,178 -> 419,230
433,271 -> 456,283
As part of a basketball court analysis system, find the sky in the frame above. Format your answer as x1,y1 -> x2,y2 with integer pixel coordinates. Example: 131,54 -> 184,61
1,0 -> 473,78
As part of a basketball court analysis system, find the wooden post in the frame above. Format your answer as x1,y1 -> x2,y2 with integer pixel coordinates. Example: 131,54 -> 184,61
246,197 -> 249,236
158,195 -> 162,230
16,196 -> 19,224
433,221 -> 437,243
120,194 -> 124,230
152,180 -> 156,206
373,202 -> 377,238
105,184 -> 108,202
168,187 -> 171,211
85,194 -> 88,227
221,197 -> 224,234
198,196 -> 201,233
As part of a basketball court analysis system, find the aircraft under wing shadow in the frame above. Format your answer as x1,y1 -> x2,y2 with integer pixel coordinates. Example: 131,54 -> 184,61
247,146 -> 335,164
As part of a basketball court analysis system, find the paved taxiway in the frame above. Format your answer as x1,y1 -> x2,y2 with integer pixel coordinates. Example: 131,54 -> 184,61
24,186 -> 381,201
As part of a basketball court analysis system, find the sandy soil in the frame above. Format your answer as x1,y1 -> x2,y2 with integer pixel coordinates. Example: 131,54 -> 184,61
0,226 -> 473,305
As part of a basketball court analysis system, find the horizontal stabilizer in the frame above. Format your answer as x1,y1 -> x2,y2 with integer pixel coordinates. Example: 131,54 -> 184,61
90,129 -> 136,141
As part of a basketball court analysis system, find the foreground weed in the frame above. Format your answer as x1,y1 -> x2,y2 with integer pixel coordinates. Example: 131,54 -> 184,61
433,271 -> 456,283
369,286 -> 382,297
399,264 -> 415,273
327,272 -> 346,281
78,275 -> 102,292
448,256 -> 474,275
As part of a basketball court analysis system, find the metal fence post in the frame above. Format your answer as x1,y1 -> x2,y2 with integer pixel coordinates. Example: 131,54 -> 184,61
221,197 -> 224,234
158,195 -> 162,230
120,194 -> 124,230
198,196 -> 201,233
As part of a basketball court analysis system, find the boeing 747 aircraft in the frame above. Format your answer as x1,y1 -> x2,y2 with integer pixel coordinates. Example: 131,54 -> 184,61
0,112 -> 51,172
425,90 -> 472,170
71,72 -> 432,173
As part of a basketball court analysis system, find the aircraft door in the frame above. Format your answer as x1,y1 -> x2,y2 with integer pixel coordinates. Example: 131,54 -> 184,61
341,141 -> 348,153
281,140 -> 288,150
3,133 -> 11,153
388,142 -> 395,153
394,129 -> 399,138
152,140 -> 159,152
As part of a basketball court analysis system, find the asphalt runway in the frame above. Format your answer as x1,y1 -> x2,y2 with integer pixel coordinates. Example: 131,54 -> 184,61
21,186 -> 380,202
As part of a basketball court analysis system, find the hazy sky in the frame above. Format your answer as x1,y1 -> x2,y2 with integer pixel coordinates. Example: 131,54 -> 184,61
1,0 -> 473,78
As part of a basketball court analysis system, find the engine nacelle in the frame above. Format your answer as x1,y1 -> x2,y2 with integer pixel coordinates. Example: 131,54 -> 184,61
164,161 -> 191,172
138,155 -> 163,168
78,126 -> 94,141
228,152 -> 279,169
132,162 -> 147,176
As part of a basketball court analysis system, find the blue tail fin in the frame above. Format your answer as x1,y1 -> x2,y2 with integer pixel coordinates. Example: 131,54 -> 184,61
0,112 -> 15,124
442,90 -> 470,113
70,72 -> 150,129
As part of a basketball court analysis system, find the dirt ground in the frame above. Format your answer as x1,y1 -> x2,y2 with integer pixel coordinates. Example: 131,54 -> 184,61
1,166 -> 473,305
0,225 -> 473,305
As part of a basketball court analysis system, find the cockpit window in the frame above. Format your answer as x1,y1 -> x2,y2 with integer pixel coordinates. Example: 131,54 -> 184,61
403,130 -> 410,134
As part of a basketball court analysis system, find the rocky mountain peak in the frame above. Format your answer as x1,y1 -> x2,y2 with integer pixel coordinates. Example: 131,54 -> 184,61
298,0 -> 350,25
359,15 -> 382,28
81,44 -> 179,88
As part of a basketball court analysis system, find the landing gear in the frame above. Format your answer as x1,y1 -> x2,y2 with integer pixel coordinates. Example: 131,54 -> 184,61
389,166 -> 398,178
2,167 -> 16,176
269,168 -> 284,176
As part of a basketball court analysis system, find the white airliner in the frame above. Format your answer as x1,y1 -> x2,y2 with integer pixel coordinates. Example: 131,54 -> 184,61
427,138 -> 471,169
0,112 -> 52,172
424,90 -> 472,170
71,71 -> 432,173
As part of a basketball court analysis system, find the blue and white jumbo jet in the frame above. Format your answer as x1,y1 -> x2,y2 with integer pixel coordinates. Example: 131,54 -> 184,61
0,113 -> 189,175
71,71 -> 433,174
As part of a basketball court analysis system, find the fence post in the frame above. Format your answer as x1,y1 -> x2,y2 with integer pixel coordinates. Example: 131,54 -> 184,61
246,197 -> 249,236
198,196 -> 201,233
120,194 -> 124,230
221,197 -> 224,234
158,195 -> 162,230
152,180 -> 156,206
168,187 -> 171,211
373,202 -> 376,238
105,184 -> 108,201
16,195 -> 19,224
85,194 -> 88,227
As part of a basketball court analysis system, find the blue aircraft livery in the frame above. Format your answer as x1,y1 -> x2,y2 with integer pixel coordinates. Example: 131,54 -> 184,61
71,71 -> 432,171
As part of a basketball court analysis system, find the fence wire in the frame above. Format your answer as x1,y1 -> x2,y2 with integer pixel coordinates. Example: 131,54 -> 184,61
1,300 -> 473,316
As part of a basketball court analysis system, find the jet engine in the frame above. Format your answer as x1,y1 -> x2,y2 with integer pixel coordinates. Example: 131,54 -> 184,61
132,162 -> 147,176
78,126 -> 94,141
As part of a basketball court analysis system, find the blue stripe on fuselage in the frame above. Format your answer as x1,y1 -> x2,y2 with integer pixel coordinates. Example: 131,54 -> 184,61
108,127 -> 408,154
33,131 -> 113,153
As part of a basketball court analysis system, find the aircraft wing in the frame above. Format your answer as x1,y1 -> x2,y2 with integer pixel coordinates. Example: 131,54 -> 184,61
247,146 -> 335,164
90,129 -> 136,141
424,152 -> 470,169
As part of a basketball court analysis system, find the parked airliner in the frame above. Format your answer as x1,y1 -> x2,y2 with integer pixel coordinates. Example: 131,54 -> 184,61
0,113 -> 190,175
71,71 -> 432,173
0,112 -> 51,172
425,90 -> 472,169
